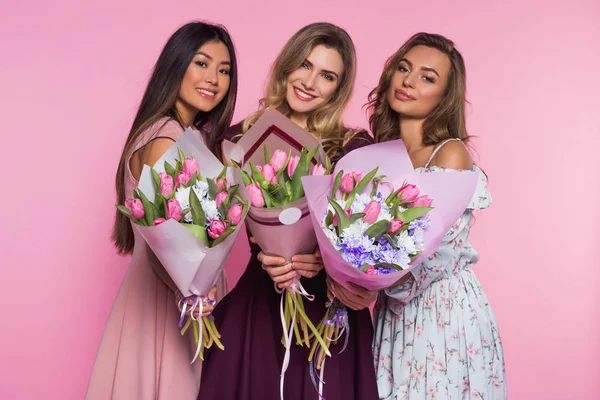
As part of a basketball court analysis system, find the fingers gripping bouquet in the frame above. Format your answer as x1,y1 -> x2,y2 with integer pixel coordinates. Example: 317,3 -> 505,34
223,108 -> 332,394
117,129 -> 248,362
301,140 -> 478,389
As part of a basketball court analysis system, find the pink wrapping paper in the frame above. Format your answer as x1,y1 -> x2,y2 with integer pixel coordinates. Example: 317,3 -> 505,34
301,140 -> 478,291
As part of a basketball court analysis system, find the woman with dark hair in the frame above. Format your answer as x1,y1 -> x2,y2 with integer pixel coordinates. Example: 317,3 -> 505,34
86,21 -> 238,400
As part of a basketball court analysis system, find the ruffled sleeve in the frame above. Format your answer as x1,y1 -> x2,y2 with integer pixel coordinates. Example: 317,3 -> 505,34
467,166 -> 492,210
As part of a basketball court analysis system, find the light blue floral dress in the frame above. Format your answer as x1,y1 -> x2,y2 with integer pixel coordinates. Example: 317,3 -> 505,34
372,140 -> 507,400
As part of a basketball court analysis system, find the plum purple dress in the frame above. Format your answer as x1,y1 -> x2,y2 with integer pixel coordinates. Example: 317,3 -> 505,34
197,124 -> 379,400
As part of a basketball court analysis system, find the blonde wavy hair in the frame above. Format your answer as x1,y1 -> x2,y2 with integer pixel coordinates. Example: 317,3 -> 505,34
241,22 -> 358,158
366,32 -> 470,146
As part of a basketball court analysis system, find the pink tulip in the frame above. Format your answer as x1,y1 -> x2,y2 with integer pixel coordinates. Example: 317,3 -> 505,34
287,155 -> 300,177
153,218 -> 166,226
332,209 -> 351,226
159,172 -> 174,197
167,199 -> 182,221
310,164 -> 326,176
366,265 -> 377,276
215,191 -> 229,207
340,171 -> 362,193
125,198 -> 145,219
183,157 -> 199,177
270,149 -> 288,172
175,171 -> 191,187
261,164 -> 276,183
398,183 -> 420,202
214,177 -> 230,192
228,203 -> 243,225
413,195 -> 433,207
208,220 -> 227,239
388,219 -> 404,234
362,200 -> 381,224
246,183 -> 265,207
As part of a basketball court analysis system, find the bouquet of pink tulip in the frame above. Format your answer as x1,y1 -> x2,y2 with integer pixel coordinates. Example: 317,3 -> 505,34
118,129 -> 249,362
307,167 -> 434,371
301,140 -> 478,393
222,108 -> 337,397
234,145 -> 332,352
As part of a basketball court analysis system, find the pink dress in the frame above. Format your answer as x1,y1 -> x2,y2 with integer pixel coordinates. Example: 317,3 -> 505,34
86,118 -> 228,400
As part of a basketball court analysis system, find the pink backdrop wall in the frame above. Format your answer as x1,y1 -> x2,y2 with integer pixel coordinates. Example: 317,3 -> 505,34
1,0 -> 599,398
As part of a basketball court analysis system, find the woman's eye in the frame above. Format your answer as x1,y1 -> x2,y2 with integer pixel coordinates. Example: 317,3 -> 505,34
195,61 -> 207,68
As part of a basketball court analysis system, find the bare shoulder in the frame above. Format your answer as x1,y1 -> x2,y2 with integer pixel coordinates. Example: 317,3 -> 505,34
431,140 -> 473,170
142,137 -> 176,167
130,137 -> 175,181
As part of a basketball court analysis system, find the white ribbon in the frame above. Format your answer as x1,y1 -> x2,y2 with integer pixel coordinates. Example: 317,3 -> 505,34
276,278 -> 315,400
189,297 -> 204,364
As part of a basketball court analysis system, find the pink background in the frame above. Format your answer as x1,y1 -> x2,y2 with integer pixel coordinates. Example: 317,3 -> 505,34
1,0 -> 599,398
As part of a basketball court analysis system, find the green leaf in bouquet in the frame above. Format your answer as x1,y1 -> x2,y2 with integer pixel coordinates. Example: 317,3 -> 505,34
263,145 -> 270,165
190,188 -> 207,227
373,262 -> 404,271
211,226 -> 236,247
349,213 -> 366,225
325,156 -> 333,175
385,189 -> 398,207
291,148 -> 308,201
390,195 -> 402,219
178,147 -> 186,164
383,234 -> 399,248
154,192 -> 165,216
359,263 -> 371,272
306,145 -> 320,166
364,220 -> 392,240
227,184 -> 239,197
240,170 -> 252,185
164,161 -> 176,177
249,161 -> 267,184
151,168 -> 161,191
396,206 -> 434,224
370,175 -> 387,197
218,202 -> 228,218
116,204 -> 133,218
207,177 -> 219,198
261,187 -> 275,208
183,223 -> 209,247
332,170 -> 343,198
284,181 -> 293,200
137,189 -> 155,226
328,198 -> 350,231
216,166 -> 227,180
325,210 -> 334,227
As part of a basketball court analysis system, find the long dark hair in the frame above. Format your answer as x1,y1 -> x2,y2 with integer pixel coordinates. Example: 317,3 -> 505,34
367,32 -> 469,146
113,21 -> 238,255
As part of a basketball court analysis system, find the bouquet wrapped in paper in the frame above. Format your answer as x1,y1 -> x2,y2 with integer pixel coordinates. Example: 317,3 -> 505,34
222,108 -> 332,396
117,129 -> 248,362
301,139 -> 478,387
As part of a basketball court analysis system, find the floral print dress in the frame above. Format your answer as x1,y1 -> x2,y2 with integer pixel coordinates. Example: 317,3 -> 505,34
372,147 -> 507,400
